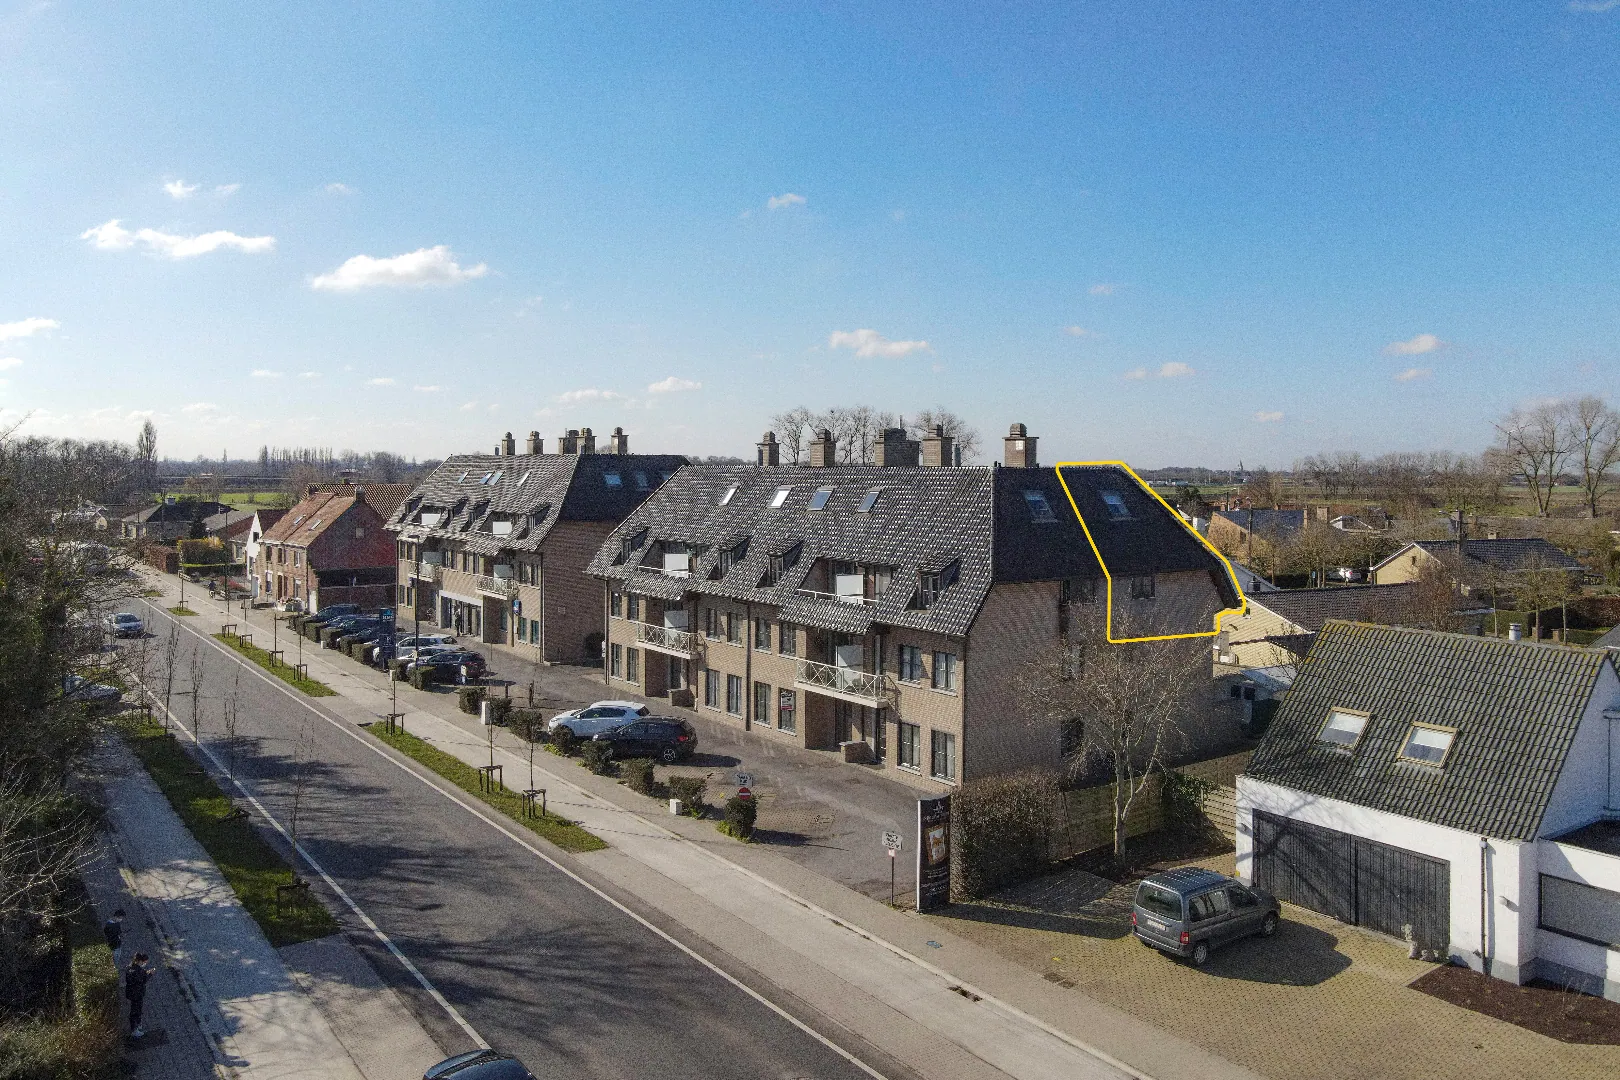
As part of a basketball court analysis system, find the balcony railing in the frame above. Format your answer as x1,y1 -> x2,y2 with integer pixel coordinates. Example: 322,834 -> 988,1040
793,587 -> 876,606
411,563 -> 442,584
474,574 -> 517,597
634,621 -> 699,656
794,658 -> 894,705
632,564 -> 691,578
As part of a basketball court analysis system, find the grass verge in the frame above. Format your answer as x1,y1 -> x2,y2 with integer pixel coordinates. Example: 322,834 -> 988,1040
366,725 -> 606,854
215,632 -> 336,697
167,605 -> 197,616
118,717 -> 340,946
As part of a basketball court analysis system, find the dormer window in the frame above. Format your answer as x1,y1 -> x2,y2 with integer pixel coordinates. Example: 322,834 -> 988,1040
1024,490 -> 1057,522
716,538 -> 750,577
809,487 -> 834,511
1100,490 -> 1131,521
857,489 -> 882,513
1400,724 -> 1455,766
719,484 -> 739,506
760,542 -> 802,587
1318,708 -> 1369,750
770,487 -> 791,508
914,560 -> 960,609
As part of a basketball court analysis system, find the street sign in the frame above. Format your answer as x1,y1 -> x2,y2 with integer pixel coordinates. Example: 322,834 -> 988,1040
380,607 -> 395,620
735,772 -> 754,787
736,786 -> 753,801
882,830 -> 903,853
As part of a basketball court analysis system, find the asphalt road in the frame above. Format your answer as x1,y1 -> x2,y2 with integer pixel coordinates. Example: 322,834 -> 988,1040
122,600 -> 899,1080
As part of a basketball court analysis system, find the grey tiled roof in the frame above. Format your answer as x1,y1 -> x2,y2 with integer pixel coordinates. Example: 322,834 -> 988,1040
1409,537 -> 1582,573
384,453 -> 688,556
1250,584 -> 1416,632
1213,508 -> 1306,536
1246,621 -> 1610,841
1592,624 -> 1620,650
587,463 -> 1236,637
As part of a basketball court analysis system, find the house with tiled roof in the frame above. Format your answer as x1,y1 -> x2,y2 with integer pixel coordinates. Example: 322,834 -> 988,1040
1216,583 -> 1434,670
1371,535 -> 1582,586
588,423 -> 1244,786
386,428 -> 687,662
259,487 -> 397,612
120,499 -> 233,542
1238,621 -> 1620,997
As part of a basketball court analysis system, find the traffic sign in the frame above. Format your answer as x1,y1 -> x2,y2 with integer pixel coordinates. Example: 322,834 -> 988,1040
736,786 -> 753,801
882,829 -> 903,853
735,772 -> 754,788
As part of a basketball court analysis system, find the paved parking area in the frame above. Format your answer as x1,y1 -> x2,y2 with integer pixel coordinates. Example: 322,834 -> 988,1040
930,853 -> 1620,1080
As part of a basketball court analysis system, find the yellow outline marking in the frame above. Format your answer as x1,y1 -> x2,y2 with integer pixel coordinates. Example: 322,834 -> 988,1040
1053,461 -> 1248,644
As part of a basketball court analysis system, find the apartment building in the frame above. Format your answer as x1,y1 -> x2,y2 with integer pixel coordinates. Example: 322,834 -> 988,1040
259,486 -> 397,612
386,428 -> 687,663
588,424 -> 1243,787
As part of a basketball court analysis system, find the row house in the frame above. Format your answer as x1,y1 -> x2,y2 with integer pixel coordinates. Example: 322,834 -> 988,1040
385,428 -> 687,663
259,484 -> 400,612
588,424 -> 1243,787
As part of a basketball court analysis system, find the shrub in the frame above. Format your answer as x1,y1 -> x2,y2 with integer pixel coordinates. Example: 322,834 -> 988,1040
409,665 -> 438,691
508,709 -> 547,743
620,758 -> 656,795
388,658 -> 408,681
549,726 -> 577,755
485,696 -> 512,726
349,641 -> 371,661
667,776 -> 708,817
953,769 -> 1058,900
1160,769 -> 1223,844
457,686 -> 487,715
578,740 -> 615,775
721,794 -> 757,839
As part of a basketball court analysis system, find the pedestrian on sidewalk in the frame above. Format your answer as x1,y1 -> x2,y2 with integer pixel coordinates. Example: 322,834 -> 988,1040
102,908 -> 125,961
124,952 -> 153,1039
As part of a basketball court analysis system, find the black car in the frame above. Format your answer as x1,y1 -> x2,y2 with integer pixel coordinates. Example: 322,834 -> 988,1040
592,717 -> 698,763
412,650 -> 488,683
423,1049 -> 535,1080
317,603 -> 363,619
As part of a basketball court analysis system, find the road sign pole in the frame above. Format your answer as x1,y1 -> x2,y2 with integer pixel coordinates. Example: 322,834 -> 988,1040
890,848 -> 896,908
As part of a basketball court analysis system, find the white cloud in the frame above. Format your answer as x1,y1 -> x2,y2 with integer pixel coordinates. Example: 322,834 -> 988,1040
459,401 -> 478,411
1394,367 -> 1432,382
1254,410 -> 1284,423
311,245 -> 488,291
164,179 -> 199,200
214,183 -> 241,197
827,328 -> 930,359
298,371 -> 321,379
1063,326 -> 1095,338
647,376 -> 701,394
1384,333 -> 1443,356
1159,362 -> 1196,378
325,183 -> 354,195
0,317 -> 59,342
767,193 -> 806,210
250,369 -> 282,379
1089,283 -> 1117,296
413,384 -> 442,393
1122,367 -> 1148,380
557,388 -> 623,404
80,219 -> 274,258
366,377 -> 396,386
0,358 -> 21,370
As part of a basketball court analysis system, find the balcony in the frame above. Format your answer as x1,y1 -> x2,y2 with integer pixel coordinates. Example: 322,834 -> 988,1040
793,587 -> 876,607
410,563 -> 442,584
634,621 -> 699,657
632,564 -> 691,579
474,574 -> 517,598
794,658 -> 894,707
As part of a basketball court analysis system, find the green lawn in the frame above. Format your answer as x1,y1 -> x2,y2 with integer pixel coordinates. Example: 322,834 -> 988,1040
167,605 -> 197,616
367,725 -> 606,854
215,632 -> 336,697
118,718 -> 339,947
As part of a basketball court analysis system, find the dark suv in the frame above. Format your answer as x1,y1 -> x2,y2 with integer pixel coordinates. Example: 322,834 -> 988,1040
1131,867 -> 1279,966
592,717 -> 698,763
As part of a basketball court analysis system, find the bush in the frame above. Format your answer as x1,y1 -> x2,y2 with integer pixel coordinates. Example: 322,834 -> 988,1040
457,686 -> 487,715
578,740 -> 615,775
721,794 -> 757,839
388,658 -> 408,681
485,696 -> 512,726
620,758 -> 656,795
953,769 -> 1058,900
1160,769 -> 1223,844
349,641 -> 371,661
549,726 -> 577,755
508,709 -> 547,743
409,665 -> 438,691
667,776 -> 708,817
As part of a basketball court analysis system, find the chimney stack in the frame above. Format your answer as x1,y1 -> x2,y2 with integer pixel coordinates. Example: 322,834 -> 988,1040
1508,623 -> 1523,643
809,428 -> 836,467
558,429 -> 579,455
874,427 -> 919,467
921,424 -> 954,467
525,431 -> 543,455
608,426 -> 629,454
757,431 -> 781,467
500,432 -> 516,457
579,427 -> 596,454
1004,423 -> 1037,468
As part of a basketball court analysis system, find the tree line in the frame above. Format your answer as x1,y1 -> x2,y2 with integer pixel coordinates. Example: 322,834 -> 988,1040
768,405 -> 981,465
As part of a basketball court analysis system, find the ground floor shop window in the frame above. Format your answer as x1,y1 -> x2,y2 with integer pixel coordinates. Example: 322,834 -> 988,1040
777,689 -> 797,733
898,722 -> 921,770
626,647 -> 640,684
704,669 -> 721,709
930,730 -> 957,781
753,681 -> 771,725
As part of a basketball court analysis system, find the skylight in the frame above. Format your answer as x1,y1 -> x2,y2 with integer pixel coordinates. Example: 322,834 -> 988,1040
458,471 -> 470,483
1318,709 -> 1369,749
808,487 -> 834,511
719,484 -> 739,506
1024,490 -> 1057,522
307,519 -> 321,531
857,489 -> 882,513
770,487 -> 791,508
292,516 -> 306,527
490,470 -> 503,485
516,471 -> 531,487
479,471 -> 494,484
1099,490 -> 1131,520
1400,725 -> 1455,766
635,471 -> 649,491
604,472 -> 623,488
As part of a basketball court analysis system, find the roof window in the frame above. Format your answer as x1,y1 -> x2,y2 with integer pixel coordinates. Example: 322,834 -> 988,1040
457,471 -> 469,483
307,519 -> 321,531
634,471 -> 649,491
1317,708 -> 1369,750
604,472 -> 623,488
1400,724 -> 1455,767
809,487 -> 834,511
489,470 -> 503,485
516,471 -> 531,488
857,489 -> 882,513
770,487 -> 791,508
479,471 -> 494,484
1024,489 -> 1057,522
292,516 -> 306,527
719,484 -> 739,506
1099,490 -> 1131,521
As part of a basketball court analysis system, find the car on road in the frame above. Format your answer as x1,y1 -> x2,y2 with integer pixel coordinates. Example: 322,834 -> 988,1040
106,612 -> 145,638
63,674 -> 122,707
547,700 -> 650,739
591,717 -> 697,763
424,1049 -> 535,1080
1130,867 -> 1280,967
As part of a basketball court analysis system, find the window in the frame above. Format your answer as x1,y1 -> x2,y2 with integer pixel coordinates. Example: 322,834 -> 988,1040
1136,882 -> 1181,919
754,619 -> 772,650
931,651 -> 957,691
726,674 -> 743,715
1318,708 -> 1370,749
1023,489 -> 1057,522
517,471 -> 531,487
857,489 -> 882,513
626,595 -> 642,622
1400,724 -> 1456,766
770,487 -> 791,508
1099,490 -> 1131,520
809,487 -> 834,510
1060,716 -> 1084,758
779,622 -> 797,656
457,471 -> 469,483
626,648 -> 640,684
704,608 -> 720,638
1062,577 -> 1096,605
704,669 -> 721,709
753,681 -> 771,725
777,689 -> 797,733
930,730 -> 957,781
609,643 -> 623,678
604,472 -> 623,488
726,612 -> 744,645
517,616 -> 527,641
914,561 -> 959,609
1129,575 -> 1155,600
719,484 -> 739,506
898,645 -> 923,682
760,542 -> 802,587
528,619 -> 540,645
1540,875 -> 1620,948
635,471 -> 649,491
898,722 -> 921,770
716,538 -> 749,577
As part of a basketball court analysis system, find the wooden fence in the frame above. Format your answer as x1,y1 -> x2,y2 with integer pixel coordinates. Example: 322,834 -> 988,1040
1047,749 -> 1252,858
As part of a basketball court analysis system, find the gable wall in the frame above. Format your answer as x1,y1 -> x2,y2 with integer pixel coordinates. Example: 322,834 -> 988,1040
1538,662 -> 1620,839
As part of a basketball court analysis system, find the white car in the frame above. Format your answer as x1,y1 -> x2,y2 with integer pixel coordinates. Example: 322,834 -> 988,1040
547,700 -> 651,739
106,612 -> 145,638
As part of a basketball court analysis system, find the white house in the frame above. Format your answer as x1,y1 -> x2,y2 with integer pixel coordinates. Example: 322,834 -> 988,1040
1237,620 -> 1620,999
244,508 -> 287,601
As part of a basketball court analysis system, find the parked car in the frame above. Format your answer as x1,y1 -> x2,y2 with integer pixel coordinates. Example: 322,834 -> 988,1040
591,717 -> 697,763
409,650 -> 487,683
63,674 -> 121,706
547,700 -> 651,739
424,1049 -> 535,1080
317,603 -> 363,619
375,634 -> 456,665
106,612 -> 145,638
1131,867 -> 1280,967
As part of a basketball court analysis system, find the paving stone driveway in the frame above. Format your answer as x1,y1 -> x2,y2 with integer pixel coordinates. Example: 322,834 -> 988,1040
929,853 -> 1620,1080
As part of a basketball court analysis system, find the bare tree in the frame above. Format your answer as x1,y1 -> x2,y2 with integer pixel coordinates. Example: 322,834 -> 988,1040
1513,557 -> 1579,640
1566,396 -> 1620,518
222,666 -> 242,782
1494,403 -> 1572,517
286,713 -> 317,850
908,407 -> 982,464
159,624 -> 181,732
187,644 -> 206,743
0,777 -> 94,1010
135,420 -> 158,494
769,407 -> 815,465
1238,469 -> 1282,509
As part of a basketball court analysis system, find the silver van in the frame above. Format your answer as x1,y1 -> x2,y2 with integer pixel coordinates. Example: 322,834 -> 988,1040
1131,867 -> 1280,966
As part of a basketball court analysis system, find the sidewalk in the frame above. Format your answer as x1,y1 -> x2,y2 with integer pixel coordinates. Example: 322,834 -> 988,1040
162,576 -> 1260,1080
96,729 -> 444,1080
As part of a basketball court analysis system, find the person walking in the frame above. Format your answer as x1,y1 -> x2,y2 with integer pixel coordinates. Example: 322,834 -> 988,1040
123,952 -> 153,1039
102,908 -> 125,962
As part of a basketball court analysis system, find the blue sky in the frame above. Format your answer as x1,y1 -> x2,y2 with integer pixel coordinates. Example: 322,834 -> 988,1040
3,2 -> 1619,467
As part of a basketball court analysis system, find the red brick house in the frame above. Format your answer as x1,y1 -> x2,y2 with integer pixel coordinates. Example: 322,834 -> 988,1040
259,487 -> 398,612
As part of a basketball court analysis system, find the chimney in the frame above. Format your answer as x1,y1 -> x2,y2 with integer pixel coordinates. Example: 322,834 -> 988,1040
307,484 -> 319,496
354,486 -> 366,504
500,431 -> 516,457
525,431 -> 543,455
558,429 -> 579,455
808,428 -> 836,468
1314,505 -> 1329,522
609,427 -> 629,454
874,428 -> 919,467
757,431 -> 781,467
1508,623 -> 1523,643
921,424 -> 954,467
1004,423 -> 1037,468
579,427 -> 596,454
